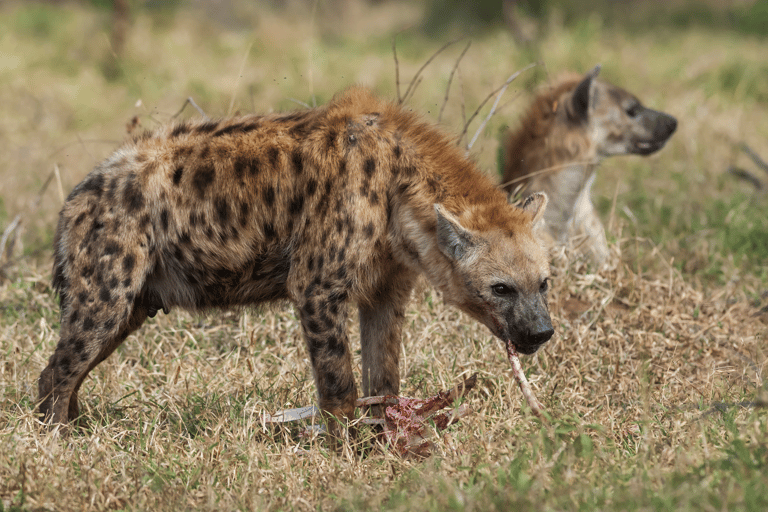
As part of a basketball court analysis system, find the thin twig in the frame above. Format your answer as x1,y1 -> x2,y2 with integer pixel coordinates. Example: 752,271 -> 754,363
498,158 -> 600,190
172,97 -> 207,120
438,41 -> 471,123
459,62 -> 537,149
467,63 -> 537,151
228,41 -> 254,116
728,166 -> 763,190
53,163 -> 65,204
0,215 -> 22,262
308,0 -> 320,107
392,32 -> 402,103
741,143 -> 768,174
400,38 -> 462,105
288,98 -> 311,109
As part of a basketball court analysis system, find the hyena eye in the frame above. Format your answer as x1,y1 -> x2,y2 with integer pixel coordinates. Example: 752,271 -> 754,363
492,283 -> 516,297
625,104 -> 640,117
540,278 -> 550,293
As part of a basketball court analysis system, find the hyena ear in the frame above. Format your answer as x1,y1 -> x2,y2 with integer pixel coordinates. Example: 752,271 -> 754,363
521,192 -> 548,227
434,204 -> 475,262
568,64 -> 600,123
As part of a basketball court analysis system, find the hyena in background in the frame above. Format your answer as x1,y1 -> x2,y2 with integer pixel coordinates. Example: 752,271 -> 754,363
501,65 -> 677,263
39,87 -> 554,429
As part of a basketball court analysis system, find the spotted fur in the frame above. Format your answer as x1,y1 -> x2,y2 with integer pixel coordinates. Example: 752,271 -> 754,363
39,87 -> 553,428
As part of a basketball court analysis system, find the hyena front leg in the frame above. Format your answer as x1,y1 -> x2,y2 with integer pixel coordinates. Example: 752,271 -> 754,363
358,267 -> 417,399
297,280 -> 358,422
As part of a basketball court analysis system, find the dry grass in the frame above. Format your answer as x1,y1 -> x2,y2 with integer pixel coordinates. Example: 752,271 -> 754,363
1,1 -> 767,511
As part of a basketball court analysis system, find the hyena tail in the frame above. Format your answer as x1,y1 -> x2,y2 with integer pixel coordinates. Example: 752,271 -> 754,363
39,210 -> 157,427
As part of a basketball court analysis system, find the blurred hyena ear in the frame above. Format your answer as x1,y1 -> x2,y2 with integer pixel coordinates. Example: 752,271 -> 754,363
434,204 -> 476,262
568,64 -> 600,123
521,192 -> 548,227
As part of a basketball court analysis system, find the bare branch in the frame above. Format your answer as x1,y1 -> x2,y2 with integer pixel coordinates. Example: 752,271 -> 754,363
228,41 -> 254,116
741,143 -> 768,174
172,97 -> 207,120
400,38 -> 463,105
728,166 -> 763,190
438,41 -> 471,124
392,33 -> 402,103
460,62 -> 538,150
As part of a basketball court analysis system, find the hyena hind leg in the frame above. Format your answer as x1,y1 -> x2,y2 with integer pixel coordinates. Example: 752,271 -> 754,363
37,293 -> 151,428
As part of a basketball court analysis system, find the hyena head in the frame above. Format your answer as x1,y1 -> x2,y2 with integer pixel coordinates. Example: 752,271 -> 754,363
434,193 -> 553,355
566,65 -> 677,157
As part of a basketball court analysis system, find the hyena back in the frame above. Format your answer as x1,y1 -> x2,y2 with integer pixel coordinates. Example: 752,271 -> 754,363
502,65 -> 677,262
39,87 -> 554,427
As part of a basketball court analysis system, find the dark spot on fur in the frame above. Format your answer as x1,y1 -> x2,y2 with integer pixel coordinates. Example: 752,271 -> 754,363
69,310 -> 79,325
289,194 -> 305,216
263,222 -> 277,240
172,165 -> 184,185
364,222 -> 374,238
215,197 -> 230,225
267,146 -> 280,170
213,123 -> 244,137
339,159 -> 347,177
239,201 -> 250,227
370,191 -> 380,205
99,286 -> 111,303
122,254 -> 136,273
103,241 -> 121,256
305,178 -> 318,198
83,317 -> 95,331
172,145 -> 193,161
195,120 -> 219,134
103,318 -> 116,332
81,264 -> 94,279
179,231 -> 191,245
123,278 -> 131,288
171,123 -> 191,138
291,149 -> 303,174
394,145 -> 402,159
108,276 -> 118,290
77,291 -> 88,303
192,165 -> 215,197
263,185 -> 275,207
364,158 -> 375,177
325,129 -> 337,151
80,173 -> 105,198
57,354 -> 71,371
72,337 -> 85,354
160,209 -> 169,232
73,212 -> 87,227
123,173 -> 144,212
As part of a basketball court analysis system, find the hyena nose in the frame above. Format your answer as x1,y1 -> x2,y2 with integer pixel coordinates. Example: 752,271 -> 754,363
529,325 -> 554,346
659,114 -> 677,137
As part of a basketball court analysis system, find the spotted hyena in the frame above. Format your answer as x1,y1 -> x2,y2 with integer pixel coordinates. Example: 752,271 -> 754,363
501,65 -> 677,262
39,87 -> 554,428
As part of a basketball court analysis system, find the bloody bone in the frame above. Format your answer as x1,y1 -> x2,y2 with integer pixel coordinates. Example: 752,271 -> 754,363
506,340 -> 547,421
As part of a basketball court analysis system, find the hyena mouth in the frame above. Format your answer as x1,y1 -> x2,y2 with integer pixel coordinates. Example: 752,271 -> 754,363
633,139 -> 668,155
